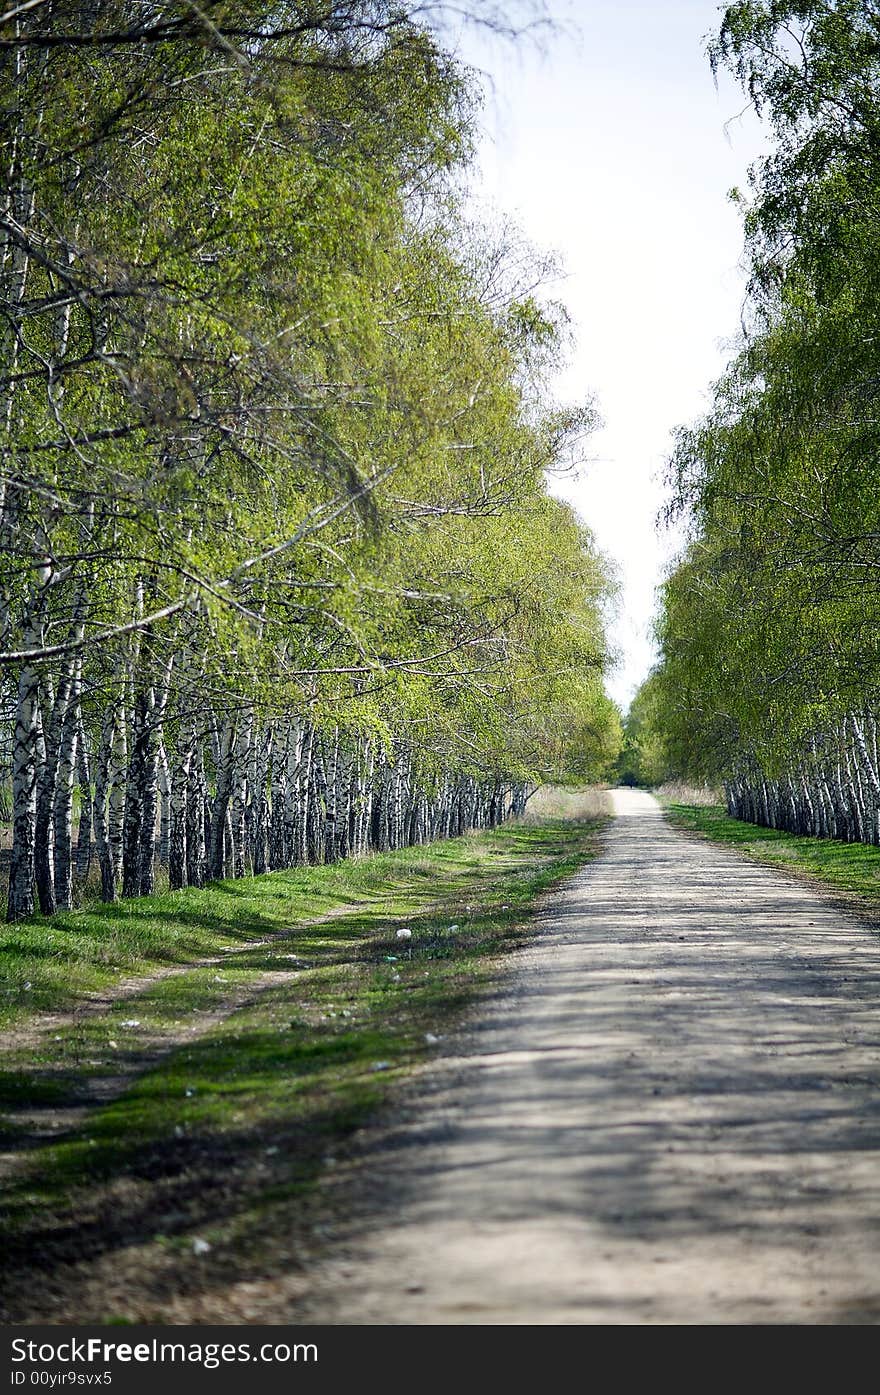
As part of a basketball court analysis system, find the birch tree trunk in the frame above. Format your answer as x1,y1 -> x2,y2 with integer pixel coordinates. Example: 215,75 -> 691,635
852,713 -> 880,845
230,712 -> 253,878
107,696 -> 128,896
6,630 -> 42,920
34,671 -> 67,916
324,727 -> 340,864
293,722 -> 312,866
52,674 -> 81,911
92,705 -> 116,902
122,690 -> 149,899
158,741 -> 171,868
307,735 -> 326,864
251,723 -> 271,876
138,656 -> 174,896
75,713 -> 92,883
186,736 -> 207,889
169,730 -> 193,891
209,717 -> 237,879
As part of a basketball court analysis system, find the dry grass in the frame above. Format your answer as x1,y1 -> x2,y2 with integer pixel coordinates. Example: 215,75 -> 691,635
654,780 -> 722,807
523,785 -> 612,822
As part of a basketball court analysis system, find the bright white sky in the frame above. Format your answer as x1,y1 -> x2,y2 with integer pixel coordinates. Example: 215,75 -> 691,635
452,0 -> 768,710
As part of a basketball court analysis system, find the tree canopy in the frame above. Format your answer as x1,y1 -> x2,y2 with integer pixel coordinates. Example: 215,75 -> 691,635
0,0 -> 619,918
649,0 -> 880,840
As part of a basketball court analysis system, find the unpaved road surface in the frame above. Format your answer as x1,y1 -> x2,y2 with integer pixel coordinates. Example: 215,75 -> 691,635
301,790 -> 880,1324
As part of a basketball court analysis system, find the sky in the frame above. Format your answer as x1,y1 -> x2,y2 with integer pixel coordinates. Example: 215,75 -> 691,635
451,0 -> 768,709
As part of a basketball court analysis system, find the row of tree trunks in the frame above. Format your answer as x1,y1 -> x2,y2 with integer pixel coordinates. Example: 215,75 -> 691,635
724,712 -> 880,844
3,691 -> 528,917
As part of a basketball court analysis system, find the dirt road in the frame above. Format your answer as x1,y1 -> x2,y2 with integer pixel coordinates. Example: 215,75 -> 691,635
302,789 -> 880,1323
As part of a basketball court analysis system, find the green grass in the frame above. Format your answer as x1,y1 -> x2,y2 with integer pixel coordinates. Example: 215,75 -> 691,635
0,824 -> 596,1029
665,802 -> 880,915
0,815 -> 606,1322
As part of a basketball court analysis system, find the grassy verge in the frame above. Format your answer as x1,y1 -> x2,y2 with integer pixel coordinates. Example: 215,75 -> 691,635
0,816 -> 605,1323
1,820 -> 598,1031
665,803 -> 880,918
